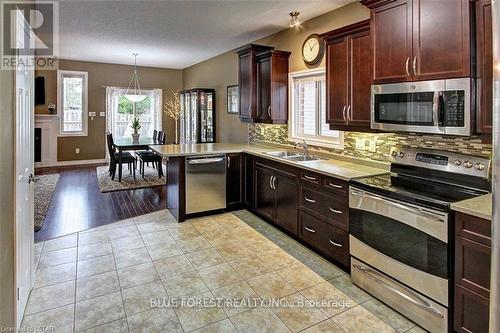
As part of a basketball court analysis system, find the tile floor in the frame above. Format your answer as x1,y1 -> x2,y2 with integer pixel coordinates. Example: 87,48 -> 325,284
26,209 -> 425,333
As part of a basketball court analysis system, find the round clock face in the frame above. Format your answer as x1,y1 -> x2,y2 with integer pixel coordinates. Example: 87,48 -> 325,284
302,35 -> 324,65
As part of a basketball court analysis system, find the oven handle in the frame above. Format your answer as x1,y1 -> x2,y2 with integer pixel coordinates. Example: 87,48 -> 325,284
352,264 -> 444,319
350,189 -> 445,222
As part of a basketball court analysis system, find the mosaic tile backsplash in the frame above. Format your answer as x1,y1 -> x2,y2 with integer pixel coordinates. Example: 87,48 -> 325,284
248,124 -> 492,163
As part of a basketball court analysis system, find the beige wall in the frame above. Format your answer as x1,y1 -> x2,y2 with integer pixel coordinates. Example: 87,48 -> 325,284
0,51 -> 15,327
182,51 -> 248,143
36,60 -> 183,161
181,2 -> 369,142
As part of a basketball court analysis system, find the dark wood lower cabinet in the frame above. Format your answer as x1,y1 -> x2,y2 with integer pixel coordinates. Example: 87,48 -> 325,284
274,174 -> 298,235
244,155 -> 255,208
254,165 -> 275,221
226,153 -> 243,209
454,212 -> 491,333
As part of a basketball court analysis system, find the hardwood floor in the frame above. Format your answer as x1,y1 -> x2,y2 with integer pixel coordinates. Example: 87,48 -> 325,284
35,164 -> 166,242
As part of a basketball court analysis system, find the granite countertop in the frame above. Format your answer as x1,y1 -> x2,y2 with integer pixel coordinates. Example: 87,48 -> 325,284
450,194 -> 492,221
150,143 -> 389,181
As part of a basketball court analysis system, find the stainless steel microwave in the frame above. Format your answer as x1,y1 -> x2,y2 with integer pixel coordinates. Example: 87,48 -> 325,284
370,78 -> 471,136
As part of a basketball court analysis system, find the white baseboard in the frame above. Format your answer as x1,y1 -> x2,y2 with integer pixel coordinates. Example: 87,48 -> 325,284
36,158 -> 108,168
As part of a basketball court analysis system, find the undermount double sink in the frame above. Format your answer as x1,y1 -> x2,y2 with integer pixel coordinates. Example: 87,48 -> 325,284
264,151 -> 324,162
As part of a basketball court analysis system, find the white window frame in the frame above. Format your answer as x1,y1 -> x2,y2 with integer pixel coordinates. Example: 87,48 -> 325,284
57,70 -> 88,136
288,68 -> 343,149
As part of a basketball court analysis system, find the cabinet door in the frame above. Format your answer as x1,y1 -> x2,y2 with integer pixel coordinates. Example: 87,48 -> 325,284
371,0 -> 412,83
244,155 -> 255,208
274,174 -> 298,235
257,55 -> 272,123
454,285 -> 490,333
254,166 -> 275,220
238,53 -> 253,121
476,0 -> 493,134
348,30 -> 372,128
226,154 -> 243,209
412,0 -> 470,80
326,38 -> 348,126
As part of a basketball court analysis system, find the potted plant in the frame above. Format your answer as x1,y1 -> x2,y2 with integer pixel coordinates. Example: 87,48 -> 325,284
131,116 -> 141,144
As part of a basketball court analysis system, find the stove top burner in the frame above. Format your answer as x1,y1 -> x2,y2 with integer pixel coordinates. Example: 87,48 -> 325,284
351,173 -> 489,212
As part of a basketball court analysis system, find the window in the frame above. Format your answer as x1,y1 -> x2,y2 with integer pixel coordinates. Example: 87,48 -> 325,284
58,70 -> 88,136
289,69 -> 342,147
105,87 -> 162,140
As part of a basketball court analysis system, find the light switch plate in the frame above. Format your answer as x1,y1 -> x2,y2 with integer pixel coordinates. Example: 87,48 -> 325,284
368,140 -> 377,152
355,138 -> 366,150
100,112 -> 106,117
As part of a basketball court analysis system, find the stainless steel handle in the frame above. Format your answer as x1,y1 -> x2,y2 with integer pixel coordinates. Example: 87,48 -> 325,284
227,156 -> 230,168
405,57 -> 410,76
328,183 -> 343,189
303,175 -> 316,181
342,105 -> 347,120
412,56 -> 417,76
188,158 -> 224,165
329,239 -> 342,247
272,176 -> 277,189
350,189 -> 445,222
304,197 -> 316,203
347,105 -> 351,121
353,264 -> 444,318
267,106 -> 271,118
304,226 -> 316,233
328,206 -> 342,214
269,176 -> 274,190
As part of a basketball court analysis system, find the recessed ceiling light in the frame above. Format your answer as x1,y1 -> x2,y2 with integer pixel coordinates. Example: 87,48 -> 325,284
289,11 -> 300,28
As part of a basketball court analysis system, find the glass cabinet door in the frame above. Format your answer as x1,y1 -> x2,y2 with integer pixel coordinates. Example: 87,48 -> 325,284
206,92 -> 214,142
200,91 -> 207,142
190,92 -> 198,143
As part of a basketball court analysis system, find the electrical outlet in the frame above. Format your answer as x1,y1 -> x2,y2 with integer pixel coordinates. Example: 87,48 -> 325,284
100,112 -> 106,117
355,138 -> 366,150
260,126 -> 265,135
368,140 -> 377,152
75,148 -> 80,154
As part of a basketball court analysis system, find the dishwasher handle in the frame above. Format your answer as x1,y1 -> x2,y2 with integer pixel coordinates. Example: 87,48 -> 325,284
187,157 -> 225,165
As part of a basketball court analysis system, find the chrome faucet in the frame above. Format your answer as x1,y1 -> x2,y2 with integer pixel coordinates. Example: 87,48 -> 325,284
295,139 -> 308,156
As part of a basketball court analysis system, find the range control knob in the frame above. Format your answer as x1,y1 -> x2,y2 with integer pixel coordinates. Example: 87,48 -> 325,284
464,160 -> 473,168
454,159 -> 462,166
398,152 -> 405,158
391,151 -> 398,157
476,163 -> 485,171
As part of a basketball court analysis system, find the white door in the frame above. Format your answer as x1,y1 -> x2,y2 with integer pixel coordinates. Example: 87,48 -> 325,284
14,9 -> 35,327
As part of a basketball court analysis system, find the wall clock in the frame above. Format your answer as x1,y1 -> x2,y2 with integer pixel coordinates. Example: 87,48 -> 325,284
302,34 -> 325,66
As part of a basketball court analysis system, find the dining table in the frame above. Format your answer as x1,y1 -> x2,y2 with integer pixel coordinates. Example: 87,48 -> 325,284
113,136 -> 160,182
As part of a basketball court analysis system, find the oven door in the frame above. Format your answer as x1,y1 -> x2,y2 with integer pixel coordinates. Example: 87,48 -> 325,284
349,187 -> 449,306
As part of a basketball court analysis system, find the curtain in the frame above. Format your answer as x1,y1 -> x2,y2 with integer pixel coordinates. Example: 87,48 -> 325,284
152,89 -> 163,135
105,86 -> 121,137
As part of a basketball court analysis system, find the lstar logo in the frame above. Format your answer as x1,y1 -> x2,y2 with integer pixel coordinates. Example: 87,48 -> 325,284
1,1 -> 58,70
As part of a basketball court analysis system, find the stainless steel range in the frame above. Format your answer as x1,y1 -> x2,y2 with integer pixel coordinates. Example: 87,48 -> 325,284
349,147 -> 491,333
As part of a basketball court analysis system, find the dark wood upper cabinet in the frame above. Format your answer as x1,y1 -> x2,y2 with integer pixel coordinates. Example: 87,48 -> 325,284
412,0 -> 471,80
235,44 -> 274,123
370,0 -> 413,83
236,45 -> 290,124
476,0 -> 493,134
256,50 -> 291,124
320,20 -> 372,131
362,0 -> 471,83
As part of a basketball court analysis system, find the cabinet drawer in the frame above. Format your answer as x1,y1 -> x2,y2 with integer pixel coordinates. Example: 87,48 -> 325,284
322,176 -> 348,200
255,158 -> 297,179
299,170 -> 322,188
455,212 -> 491,246
298,211 -> 349,267
300,187 -> 348,231
455,236 -> 491,298
454,285 -> 490,333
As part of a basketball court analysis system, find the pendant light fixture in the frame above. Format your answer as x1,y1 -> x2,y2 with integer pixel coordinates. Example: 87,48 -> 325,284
124,53 -> 146,103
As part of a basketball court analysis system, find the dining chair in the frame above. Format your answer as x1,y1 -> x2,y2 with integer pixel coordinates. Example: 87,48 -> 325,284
107,133 -> 136,180
136,130 -> 166,179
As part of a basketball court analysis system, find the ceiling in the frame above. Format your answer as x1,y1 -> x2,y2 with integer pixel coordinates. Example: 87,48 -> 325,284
57,0 -> 353,69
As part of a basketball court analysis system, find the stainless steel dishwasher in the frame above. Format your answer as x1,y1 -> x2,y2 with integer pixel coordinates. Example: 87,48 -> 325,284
185,155 -> 226,214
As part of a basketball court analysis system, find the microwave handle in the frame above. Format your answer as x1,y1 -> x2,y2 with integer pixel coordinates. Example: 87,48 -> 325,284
437,91 -> 445,127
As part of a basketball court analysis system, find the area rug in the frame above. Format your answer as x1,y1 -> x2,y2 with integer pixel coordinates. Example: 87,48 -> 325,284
96,165 -> 166,193
34,174 -> 59,231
